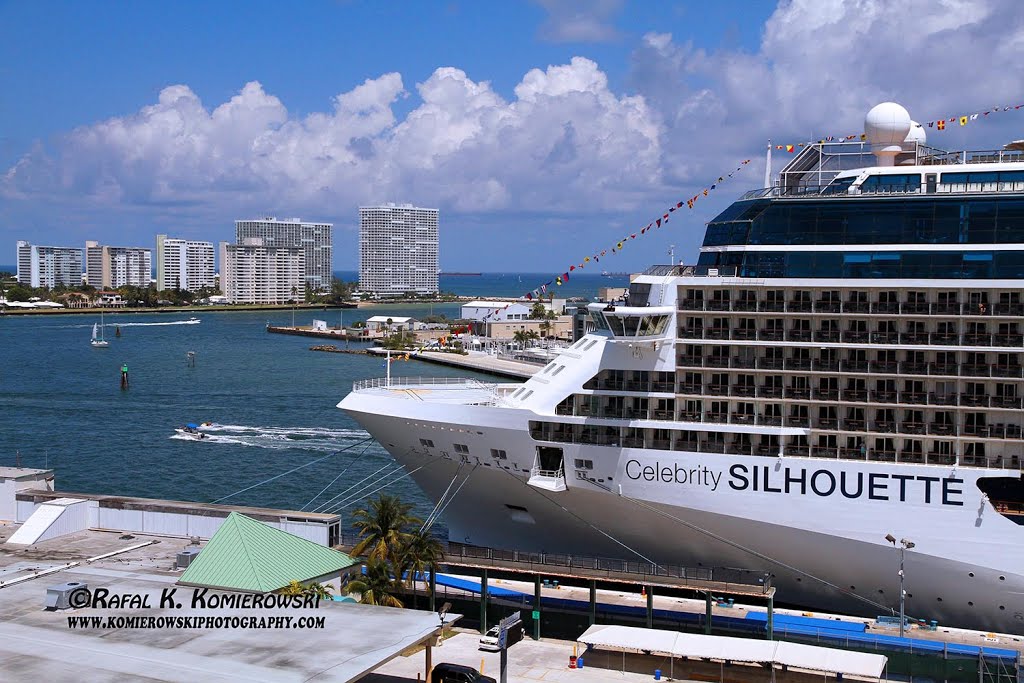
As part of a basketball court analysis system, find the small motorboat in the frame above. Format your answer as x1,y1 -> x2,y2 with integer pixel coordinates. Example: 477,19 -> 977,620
175,423 -> 208,440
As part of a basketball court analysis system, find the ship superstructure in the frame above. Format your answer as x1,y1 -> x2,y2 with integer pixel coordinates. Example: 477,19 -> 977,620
340,103 -> 1024,634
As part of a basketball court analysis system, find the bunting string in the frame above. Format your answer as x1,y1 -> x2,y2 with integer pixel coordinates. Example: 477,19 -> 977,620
768,101 -> 1024,154
521,160 -> 753,300
520,101 -> 1024,301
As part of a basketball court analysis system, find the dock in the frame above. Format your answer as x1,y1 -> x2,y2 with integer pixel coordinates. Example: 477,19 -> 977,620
267,324 -> 357,340
366,348 -> 539,380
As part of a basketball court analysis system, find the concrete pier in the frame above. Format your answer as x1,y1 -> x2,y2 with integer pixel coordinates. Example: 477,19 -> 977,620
367,348 -> 539,380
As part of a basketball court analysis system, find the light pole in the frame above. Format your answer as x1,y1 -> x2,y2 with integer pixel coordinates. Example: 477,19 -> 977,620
885,534 -> 915,637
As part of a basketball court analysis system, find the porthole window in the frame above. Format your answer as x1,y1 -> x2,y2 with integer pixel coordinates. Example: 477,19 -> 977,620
850,585 -> 856,590
968,601 -> 974,606
969,572 -> 975,577
999,576 -> 1005,581
937,597 -> 943,602
1000,605 -> 1006,610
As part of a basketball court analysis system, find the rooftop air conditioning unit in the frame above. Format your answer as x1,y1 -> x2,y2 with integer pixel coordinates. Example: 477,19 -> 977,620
44,581 -> 89,610
176,547 -> 202,570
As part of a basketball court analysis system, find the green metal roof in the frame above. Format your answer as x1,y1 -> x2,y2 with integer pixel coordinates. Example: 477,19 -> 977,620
178,512 -> 358,593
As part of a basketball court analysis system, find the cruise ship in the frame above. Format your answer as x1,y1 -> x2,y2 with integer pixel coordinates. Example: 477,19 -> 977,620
340,103 -> 1024,634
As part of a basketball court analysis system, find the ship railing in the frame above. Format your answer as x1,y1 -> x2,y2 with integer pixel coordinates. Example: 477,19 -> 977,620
642,264 -> 739,277
739,178 -> 1024,200
352,376 -> 498,391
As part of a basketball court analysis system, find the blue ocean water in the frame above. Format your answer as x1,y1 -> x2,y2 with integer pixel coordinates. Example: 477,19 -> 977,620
0,304 -> 494,532
0,272 -> 623,531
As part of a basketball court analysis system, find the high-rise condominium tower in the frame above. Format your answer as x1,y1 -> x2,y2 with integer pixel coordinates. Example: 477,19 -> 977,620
85,241 -> 152,288
16,241 -> 82,288
234,218 -> 333,292
219,239 -> 305,304
155,235 -> 216,292
358,204 -> 439,296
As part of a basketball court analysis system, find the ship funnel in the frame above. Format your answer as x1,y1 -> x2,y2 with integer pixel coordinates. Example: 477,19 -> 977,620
865,102 -> 912,166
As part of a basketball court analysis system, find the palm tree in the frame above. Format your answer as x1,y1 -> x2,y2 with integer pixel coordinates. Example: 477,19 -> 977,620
277,580 -> 333,599
344,557 -> 404,607
351,494 -> 422,567
399,529 -> 445,608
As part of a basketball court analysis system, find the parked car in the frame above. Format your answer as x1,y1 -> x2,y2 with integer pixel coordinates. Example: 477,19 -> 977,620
479,620 -> 524,651
431,663 -> 496,683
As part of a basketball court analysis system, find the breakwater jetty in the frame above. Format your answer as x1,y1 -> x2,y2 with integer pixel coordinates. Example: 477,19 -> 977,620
310,344 -> 367,354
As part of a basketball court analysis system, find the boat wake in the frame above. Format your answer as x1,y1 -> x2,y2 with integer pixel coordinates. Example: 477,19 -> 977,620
62,319 -> 201,329
170,423 -> 374,452
113,319 -> 201,327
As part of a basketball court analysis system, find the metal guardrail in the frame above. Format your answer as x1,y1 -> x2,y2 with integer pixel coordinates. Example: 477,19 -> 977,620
352,376 -> 496,391
740,180 -> 1024,200
336,533 -> 773,595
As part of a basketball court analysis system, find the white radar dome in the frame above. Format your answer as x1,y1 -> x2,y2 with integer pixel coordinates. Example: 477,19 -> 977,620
865,102 -> 912,166
905,120 -> 926,145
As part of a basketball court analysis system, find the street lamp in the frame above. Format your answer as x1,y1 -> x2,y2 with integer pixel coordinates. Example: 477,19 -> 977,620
884,534 -> 916,637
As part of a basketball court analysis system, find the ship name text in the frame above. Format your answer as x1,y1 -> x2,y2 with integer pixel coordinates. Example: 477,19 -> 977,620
623,460 -> 964,505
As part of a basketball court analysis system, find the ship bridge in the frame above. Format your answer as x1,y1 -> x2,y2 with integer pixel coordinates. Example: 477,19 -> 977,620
587,303 -> 674,341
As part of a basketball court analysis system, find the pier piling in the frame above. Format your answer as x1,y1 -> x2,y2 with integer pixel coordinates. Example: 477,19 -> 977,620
479,569 -> 488,634
533,576 -> 541,641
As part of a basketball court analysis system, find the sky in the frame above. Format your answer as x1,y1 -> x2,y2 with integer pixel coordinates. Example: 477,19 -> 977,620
2,0 -> 1024,273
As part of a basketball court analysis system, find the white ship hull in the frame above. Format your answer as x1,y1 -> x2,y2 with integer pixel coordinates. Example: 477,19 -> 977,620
345,395 -> 1024,634
341,133 -> 1024,635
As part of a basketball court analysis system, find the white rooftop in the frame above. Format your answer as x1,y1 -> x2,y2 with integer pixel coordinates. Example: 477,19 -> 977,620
365,315 -> 416,324
463,300 -> 519,308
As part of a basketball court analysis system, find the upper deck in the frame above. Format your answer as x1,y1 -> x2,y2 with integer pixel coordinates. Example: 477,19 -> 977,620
349,376 -> 514,406
758,140 -> 1024,199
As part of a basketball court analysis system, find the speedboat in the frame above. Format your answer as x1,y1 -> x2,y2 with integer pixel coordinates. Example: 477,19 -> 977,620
175,423 -> 207,440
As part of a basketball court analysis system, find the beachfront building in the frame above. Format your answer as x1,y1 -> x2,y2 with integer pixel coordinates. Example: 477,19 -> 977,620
85,241 -> 152,288
16,241 -> 83,288
359,204 -> 438,297
461,299 -> 565,321
219,239 -> 305,304
235,217 -> 333,293
364,315 -> 421,333
461,300 -> 532,321
155,235 -> 216,292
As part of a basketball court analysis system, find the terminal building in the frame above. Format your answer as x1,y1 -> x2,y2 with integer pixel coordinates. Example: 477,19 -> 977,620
235,217 -> 333,293
155,235 -> 215,292
359,204 -> 439,297
219,239 -> 305,304
15,241 -> 83,288
84,241 -> 152,288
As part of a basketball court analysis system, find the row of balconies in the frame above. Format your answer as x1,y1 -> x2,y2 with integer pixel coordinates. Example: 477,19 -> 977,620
677,356 -> 1024,377
679,299 -> 1022,316
529,422 -> 1020,469
678,329 -> 1023,347
559,398 -> 1023,428
679,386 -> 1020,408
585,379 -> 676,393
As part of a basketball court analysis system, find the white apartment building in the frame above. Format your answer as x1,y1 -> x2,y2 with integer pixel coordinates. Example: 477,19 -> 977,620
155,235 -> 215,292
85,241 -> 152,288
358,204 -> 438,296
219,239 -> 305,304
234,218 -> 332,292
16,241 -> 83,288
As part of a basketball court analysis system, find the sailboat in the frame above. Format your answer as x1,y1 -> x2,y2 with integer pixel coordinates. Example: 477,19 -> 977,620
91,311 -> 109,348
